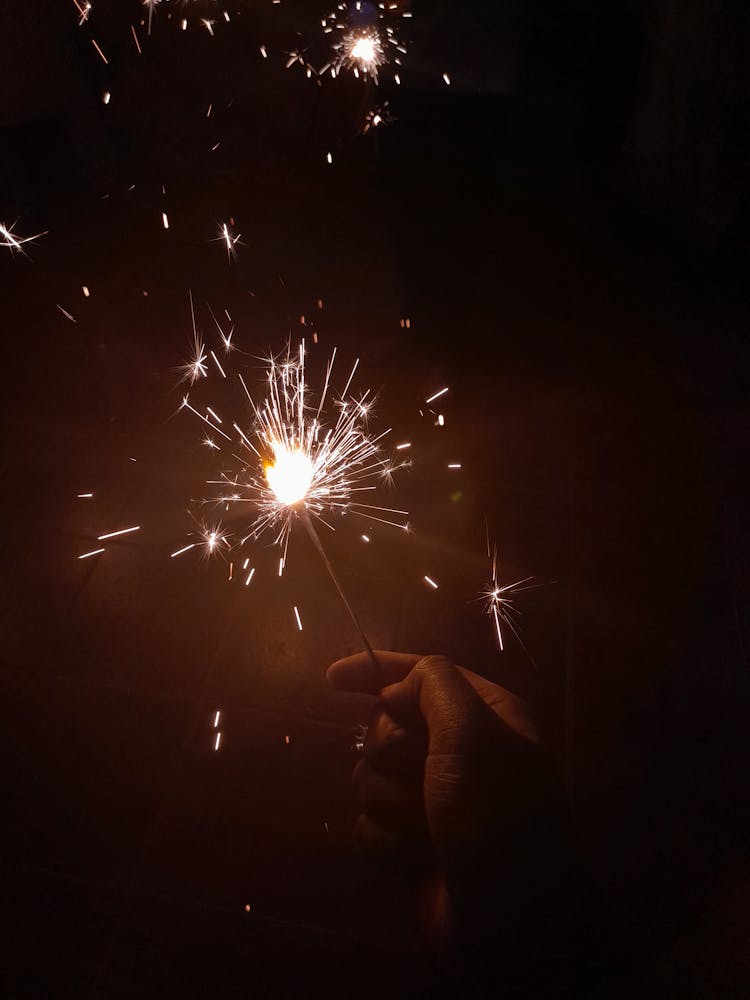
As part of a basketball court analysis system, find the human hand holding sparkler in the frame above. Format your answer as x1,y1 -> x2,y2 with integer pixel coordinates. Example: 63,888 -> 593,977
329,651 -> 579,984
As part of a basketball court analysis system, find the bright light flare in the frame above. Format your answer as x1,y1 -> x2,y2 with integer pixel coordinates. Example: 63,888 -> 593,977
351,35 -> 377,64
265,446 -> 315,507
337,28 -> 385,81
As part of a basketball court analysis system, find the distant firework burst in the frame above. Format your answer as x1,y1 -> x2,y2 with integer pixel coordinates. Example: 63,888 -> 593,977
322,2 -> 409,85
336,28 -> 385,81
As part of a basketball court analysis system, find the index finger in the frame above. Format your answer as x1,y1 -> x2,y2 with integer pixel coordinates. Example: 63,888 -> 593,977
327,650 -> 422,695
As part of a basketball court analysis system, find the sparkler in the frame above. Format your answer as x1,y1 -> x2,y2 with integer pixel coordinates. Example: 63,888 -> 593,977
178,331 -> 412,669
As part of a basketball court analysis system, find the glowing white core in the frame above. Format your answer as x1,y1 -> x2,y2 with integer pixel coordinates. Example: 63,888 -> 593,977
265,446 -> 315,506
351,36 -> 377,64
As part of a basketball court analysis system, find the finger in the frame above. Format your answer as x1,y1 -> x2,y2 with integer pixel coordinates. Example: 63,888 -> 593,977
327,650 -> 422,695
363,705 -> 426,777
382,661 -> 540,746
381,655 -> 495,757
354,759 -> 427,835
354,813 -> 431,876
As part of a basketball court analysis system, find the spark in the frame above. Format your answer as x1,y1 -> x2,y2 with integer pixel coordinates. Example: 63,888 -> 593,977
294,606 -> 303,631
196,523 -> 229,558
245,567 -> 256,586
82,286 -> 90,297
77,493 -> 94,498
103,92 -> 111,104
361,534 -> 370,543
97,526 -> 140,540
171,543 -> 196,558
210,351 -> 226,378
443,72 -> 451,86
142,0 -> 160,35
91,38 -> 108,63
424,575 -> 439,590
74,1 -> 92,26
214,710 -> 221,728
352,724 -> 368,752
481,534 -> 540,653
57,305 -> 77,323
162,212 -> 169,230
180,293 -> 208,384
78,548 -> 105,560
217,221 -> 241,263
363,102 -> 394,132
425,386 -> 449,404
201,18 -> 215,35
130,24 -> 142,54
1,221 -> 46,255
214,731 -> 221,750
448,463 -> 462,469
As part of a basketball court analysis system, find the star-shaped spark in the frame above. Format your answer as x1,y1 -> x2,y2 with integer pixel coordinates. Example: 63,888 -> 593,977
1,221 -> 46,256
178,293 -> 208,385
216,221 -> 242,264
363,102 -> 394,134
482,536 -> 540,654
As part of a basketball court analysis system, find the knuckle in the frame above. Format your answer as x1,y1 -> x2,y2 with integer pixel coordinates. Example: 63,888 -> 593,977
415,654 -> 455,676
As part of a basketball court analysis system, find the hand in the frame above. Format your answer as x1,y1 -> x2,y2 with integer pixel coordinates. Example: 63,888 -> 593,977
328,652 -> 574,960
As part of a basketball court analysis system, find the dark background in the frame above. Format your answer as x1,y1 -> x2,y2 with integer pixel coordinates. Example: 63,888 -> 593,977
1,1 -> 748,996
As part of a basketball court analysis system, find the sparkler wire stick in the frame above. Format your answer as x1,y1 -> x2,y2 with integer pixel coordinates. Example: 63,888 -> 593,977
300,507 -> 379,671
